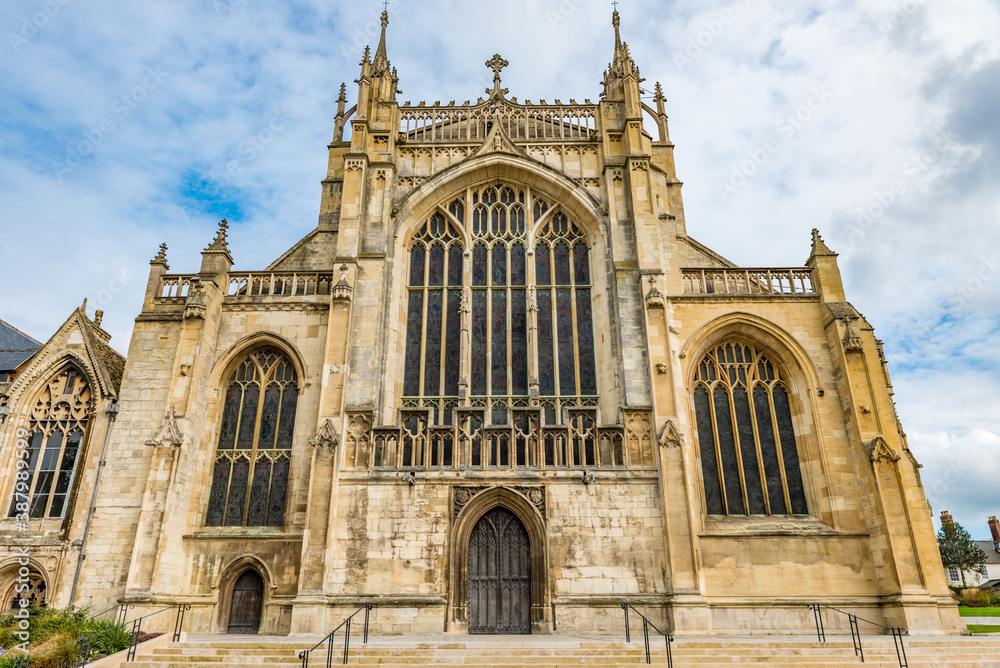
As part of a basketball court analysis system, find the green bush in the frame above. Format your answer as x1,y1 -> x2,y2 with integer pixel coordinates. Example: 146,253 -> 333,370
0,605 -> 133,667
960,588 -> 992,607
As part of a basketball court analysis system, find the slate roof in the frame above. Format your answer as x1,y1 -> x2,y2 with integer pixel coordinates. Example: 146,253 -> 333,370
975,541 -> 1000,564
0,318 -> 41,372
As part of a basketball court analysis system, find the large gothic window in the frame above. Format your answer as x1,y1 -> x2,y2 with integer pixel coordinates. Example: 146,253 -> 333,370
8,366 -> 90,520
402,183 -> 597,427
693,342 -> 808,516
206,348 -> 297,527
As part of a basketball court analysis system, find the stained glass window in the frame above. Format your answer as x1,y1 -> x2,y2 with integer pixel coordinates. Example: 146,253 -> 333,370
206,347 -> 297,527
8,367 -> 91,520
402,212 -> 464,421
400,184 -> 598,467
692,342 -> 809,516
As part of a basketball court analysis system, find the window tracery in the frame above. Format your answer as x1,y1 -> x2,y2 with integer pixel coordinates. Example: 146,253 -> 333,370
206,347 -> 297,527
402,183 -> 598,431
693,342 -> 808,516
8,366 -> 91,520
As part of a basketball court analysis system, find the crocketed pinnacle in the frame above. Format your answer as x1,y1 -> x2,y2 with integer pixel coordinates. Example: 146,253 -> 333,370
206,219 -> 230,253
809,228 -> 837,259
372,10 -> 391,76
602,9 -> 641,99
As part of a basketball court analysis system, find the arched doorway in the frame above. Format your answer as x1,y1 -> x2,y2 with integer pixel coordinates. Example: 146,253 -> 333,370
227,570 -> 263,634
468,507 -> 531,634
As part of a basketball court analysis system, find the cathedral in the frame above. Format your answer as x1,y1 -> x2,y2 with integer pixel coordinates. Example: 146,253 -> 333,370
0,10 -> 965,638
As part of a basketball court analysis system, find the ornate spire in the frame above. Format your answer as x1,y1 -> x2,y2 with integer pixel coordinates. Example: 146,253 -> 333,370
205,219 -> 230,252
602,7 -> 642,100
372,10 -> 391,76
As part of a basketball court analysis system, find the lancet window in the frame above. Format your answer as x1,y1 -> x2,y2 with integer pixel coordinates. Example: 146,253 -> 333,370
206,348 -> 297,527
402,183 -> 598,429
693,342 -> 808,516
8,366 -> 91,520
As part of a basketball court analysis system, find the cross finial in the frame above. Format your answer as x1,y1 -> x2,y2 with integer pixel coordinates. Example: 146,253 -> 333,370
383,0 -> 389,11
486,54 -> 510,98
612,0 -> 619,10
487,54 -> 508,80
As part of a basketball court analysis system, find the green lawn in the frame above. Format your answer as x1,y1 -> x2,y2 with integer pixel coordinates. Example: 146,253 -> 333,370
958,606 -> 1000,617
967,624 -> 1000,634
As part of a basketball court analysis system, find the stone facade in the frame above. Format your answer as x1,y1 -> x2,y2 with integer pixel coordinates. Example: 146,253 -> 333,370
0,10 -> 964,637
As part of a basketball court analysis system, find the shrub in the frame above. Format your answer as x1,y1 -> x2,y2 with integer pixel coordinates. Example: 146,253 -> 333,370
959,588 -> 992,607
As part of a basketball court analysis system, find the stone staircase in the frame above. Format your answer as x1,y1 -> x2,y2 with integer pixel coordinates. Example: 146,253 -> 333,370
130,634 -> 1000,668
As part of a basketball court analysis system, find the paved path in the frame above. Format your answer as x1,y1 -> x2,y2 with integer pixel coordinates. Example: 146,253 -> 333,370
963,616 -> 1000,625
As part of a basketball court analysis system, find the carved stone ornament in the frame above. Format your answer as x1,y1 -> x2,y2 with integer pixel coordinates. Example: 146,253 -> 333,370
655,362 -> 668,375
308,419 -> 340,449
526,286 -> 538,313
841,317 -> 863,353
867,436 -> 900,464
453,486 -> 487,517
332,264 -> 353,302
183,280 -> 208,320
645,276 -> 666,309
659,419 -> 683,449
460,286 -> 471,314
515,486 -> 546,516
146,406 -> 183,448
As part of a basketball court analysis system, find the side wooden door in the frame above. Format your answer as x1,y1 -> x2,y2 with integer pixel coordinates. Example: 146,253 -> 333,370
227,570 -> 264,634
468,507 -> 531,634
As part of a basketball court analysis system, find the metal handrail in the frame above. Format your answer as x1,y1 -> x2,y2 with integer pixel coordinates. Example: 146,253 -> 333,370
299,604 -> 373,667
622,602 -> 673,667
808,603 -> 908,667
12,603 -> 191,668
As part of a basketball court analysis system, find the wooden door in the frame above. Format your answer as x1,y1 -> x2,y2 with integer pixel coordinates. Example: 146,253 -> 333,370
227,570 -> 263,634
468,507 -> 531,634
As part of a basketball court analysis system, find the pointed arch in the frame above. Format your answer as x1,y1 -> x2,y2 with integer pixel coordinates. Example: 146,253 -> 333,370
210,332 -> 308,395
449,487 -> 549,632
392,153 -> 605,246
6,360 -> 94,520
681,313 -> 827,520
204,344 -> 300,528
215,554 -> 273,635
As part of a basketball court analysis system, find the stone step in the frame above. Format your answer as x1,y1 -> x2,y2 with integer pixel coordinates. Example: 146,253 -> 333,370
127,636 -> 1000,668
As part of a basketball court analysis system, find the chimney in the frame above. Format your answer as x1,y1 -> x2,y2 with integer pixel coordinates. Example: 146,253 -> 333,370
989,516 -> 1000,546
940,510 -> 954,525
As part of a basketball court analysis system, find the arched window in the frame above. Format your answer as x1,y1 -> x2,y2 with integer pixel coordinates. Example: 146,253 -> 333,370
402,183 -> 597,427
8,366 -> 91,519
206,347 -> 297,527
2,568 -> 46,610
693,342 -> 808,516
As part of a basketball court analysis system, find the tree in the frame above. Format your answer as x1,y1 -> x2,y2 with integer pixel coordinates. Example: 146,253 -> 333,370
938,520 -> 989,587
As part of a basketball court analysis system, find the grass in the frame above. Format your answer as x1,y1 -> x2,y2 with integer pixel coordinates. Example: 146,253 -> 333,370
967,625 -> 1000,634
958,607 -> 1000,617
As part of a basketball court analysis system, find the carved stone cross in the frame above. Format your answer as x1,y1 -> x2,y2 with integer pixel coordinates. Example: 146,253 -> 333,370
486,54 -> 509,80
486,54 -> 509,97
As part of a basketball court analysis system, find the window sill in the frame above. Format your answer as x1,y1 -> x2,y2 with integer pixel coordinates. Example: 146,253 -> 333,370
701,515 -> 867,537
183,529 -> 303,541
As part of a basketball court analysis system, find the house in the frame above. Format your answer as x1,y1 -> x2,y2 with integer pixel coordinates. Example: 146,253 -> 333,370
942,513 -> 1000,588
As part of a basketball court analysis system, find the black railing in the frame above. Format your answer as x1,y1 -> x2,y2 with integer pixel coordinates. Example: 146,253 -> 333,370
299,604 -> 373,667
808,603 -> 908,667
622,603 -> 673,667
12,603 -> 190,668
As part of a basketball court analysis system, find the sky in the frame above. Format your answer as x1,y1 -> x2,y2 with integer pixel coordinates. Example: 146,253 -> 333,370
0,0 -> 997,538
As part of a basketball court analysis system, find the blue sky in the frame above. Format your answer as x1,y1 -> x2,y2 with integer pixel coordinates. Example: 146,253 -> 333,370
1,0 -> 998,538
